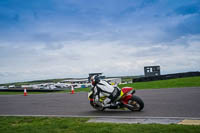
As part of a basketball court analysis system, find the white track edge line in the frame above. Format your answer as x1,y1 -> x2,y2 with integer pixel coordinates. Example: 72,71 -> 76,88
0,114 -> 200,120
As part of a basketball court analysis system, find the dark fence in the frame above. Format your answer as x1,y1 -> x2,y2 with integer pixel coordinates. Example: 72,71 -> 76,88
133,71 -> 200,82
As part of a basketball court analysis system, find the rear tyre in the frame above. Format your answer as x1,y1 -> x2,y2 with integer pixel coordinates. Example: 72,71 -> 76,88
127,95 -> 144,111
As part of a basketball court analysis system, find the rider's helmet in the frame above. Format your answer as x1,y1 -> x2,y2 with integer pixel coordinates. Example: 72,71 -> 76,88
90,75 -> 100,86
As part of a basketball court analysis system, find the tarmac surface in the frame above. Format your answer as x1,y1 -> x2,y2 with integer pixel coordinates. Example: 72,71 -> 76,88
0,87 -> 200,124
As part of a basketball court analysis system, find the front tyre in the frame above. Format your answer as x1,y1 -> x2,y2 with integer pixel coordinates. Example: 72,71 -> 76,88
127,95 -> 144,111
90,101 -> 105,111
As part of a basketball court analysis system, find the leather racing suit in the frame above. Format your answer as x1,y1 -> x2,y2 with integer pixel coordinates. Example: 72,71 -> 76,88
93,79 -> 120,108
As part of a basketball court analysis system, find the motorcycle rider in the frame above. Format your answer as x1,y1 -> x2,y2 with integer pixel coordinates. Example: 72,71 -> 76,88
90,75 -> 121,108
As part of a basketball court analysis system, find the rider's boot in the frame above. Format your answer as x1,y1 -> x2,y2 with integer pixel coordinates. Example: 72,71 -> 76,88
102,98 -> 121,108
102,97 -> 111,108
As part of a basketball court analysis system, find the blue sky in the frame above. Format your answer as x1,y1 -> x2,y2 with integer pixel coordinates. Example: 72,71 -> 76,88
0,0 -> 200,83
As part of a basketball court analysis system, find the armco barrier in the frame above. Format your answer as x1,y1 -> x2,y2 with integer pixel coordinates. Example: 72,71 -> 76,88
132,71 -> 200,82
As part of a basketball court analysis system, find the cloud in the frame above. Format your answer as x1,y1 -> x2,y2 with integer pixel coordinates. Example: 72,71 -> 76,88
0,0 -> 200,83
1,34 -> 200,83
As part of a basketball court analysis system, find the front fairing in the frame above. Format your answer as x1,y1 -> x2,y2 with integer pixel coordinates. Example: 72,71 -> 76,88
119,87 -> 135,103
88,91 -> 93,100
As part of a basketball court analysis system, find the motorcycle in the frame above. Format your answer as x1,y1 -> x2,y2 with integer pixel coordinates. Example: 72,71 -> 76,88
88,86 -> 144,111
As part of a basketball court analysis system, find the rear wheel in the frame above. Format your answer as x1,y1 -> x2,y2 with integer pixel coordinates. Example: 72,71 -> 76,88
127,95 -> 144,111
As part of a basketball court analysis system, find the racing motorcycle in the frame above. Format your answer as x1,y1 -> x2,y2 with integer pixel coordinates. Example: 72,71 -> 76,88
88,87 -> 144,111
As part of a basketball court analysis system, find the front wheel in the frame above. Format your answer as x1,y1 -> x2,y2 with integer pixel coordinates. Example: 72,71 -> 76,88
127,95 -> 144,111
90,101 -> 105,111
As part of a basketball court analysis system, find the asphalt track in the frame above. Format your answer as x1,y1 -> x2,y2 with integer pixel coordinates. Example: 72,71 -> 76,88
0,87 -> 200,118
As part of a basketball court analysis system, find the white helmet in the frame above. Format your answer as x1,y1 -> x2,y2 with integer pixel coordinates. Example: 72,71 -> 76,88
90,75 -> 100,86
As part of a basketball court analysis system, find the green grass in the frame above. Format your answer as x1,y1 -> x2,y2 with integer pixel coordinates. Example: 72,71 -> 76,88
118,76 -> 200,90
1,76 -> 200,95
69,76 -> 200,92
0,91 -> 54,95
64,87 -> 90,92
0,88 -> 91,95
0,78 -> 71,86
0,116 -> 200,133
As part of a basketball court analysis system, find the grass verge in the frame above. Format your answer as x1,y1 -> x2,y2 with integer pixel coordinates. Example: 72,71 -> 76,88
0,88 -> 91,95
0,91 -> 54,95
64,87 -> 90,93
0,116 -> 200,133
1,76 -> 200,95
118,76 -> 200,90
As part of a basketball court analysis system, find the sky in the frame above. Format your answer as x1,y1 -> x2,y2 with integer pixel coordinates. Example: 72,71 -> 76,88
0,0 -> 200,83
